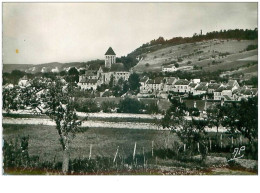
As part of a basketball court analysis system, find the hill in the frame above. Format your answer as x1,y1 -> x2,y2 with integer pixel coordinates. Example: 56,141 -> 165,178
3,60 -> 104,74
132,39 -> 257,79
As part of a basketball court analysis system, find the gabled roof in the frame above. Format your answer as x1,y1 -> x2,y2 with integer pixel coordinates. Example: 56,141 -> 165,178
227,80 -> 238,86
20,75 -> 28,80
215,86 -> 226,92
175,79 -> 190,85
79,77 -> 98,84
110,63 -> 129,72
85,70 -> 97,76
146,77 -> 163,84
140,76 -> 149,83
223,95 -> 232,101
224,85 -> 233,90
189,83 -> 197,88
154,77 -> 164,84
105,47 -> 116,55
208,83 -> 220,89
195,83 -> 208,91
165,77 -> 178,85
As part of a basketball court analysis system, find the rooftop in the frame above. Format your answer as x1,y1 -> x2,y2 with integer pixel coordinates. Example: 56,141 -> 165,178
175,79 -> 190,85
105,47 -> 116,55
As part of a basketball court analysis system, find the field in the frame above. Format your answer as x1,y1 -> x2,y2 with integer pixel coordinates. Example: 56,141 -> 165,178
3,124 -> 175,162
3,123 -> 258,175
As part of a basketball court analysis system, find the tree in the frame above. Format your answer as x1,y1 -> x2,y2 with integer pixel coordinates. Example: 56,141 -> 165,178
222,98 -> 258,143
118,97 -> 144,114
206,104 -> 224,135
101,101 -> 117,113
221,98 -> 258,159
161,96 -> 209,162
109,75 -> 115,88
3,77 -> 86,174
67,67 -> 79,83
128,73 -> 141,92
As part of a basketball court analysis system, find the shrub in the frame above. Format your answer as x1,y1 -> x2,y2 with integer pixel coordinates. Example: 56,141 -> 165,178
118,98 -> 145,114
101,101 -> 118,113
246,44 -> 257,51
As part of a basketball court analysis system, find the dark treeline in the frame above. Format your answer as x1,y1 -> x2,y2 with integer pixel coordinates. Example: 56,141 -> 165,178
129,28 -> 258,59
151,28 -> 258,46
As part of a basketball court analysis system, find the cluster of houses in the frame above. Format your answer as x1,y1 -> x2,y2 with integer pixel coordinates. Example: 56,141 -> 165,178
6,46 -> 257,104
78,47 -> 131,90
139,76 -> 257,101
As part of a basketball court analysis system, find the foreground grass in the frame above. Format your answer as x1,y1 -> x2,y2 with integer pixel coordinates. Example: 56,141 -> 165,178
3,124 -> 257,175
3,124 -> 176,162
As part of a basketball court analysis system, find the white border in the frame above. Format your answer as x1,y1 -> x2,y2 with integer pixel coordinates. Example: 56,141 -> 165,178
0,1 -> 259,193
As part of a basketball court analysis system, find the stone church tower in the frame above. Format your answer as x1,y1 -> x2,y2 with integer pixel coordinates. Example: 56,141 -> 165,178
105,47 -> 116,68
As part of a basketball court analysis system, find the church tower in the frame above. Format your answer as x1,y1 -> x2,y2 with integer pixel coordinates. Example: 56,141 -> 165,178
105,47 -> 116,68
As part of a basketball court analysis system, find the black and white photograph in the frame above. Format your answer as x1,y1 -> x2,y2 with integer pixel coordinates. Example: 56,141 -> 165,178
1,1 -> 258,179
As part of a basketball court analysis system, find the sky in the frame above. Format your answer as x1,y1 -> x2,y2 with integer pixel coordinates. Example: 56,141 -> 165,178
3,2 -> 258,64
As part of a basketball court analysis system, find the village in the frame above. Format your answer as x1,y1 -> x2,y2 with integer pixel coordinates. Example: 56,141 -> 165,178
11,47 -> 257,104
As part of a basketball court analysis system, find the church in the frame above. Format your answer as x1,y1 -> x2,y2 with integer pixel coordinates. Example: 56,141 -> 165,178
78,47 -> 131,90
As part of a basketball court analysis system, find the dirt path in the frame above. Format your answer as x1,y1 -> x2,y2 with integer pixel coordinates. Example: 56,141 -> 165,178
2,117 -> 163,130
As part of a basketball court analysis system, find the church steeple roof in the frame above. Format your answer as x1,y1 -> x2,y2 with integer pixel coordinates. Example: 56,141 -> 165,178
105,47 -> 116,55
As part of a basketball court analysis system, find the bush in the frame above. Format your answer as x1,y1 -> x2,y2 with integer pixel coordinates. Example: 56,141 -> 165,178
246,44 -> 257,51
101,101 -> 118,113
118,98 -> 145,114
177,58 -> 183,62
74,99 -> 100,113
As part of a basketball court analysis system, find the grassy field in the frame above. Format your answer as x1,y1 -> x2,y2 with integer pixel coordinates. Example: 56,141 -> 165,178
3,124 -> 177,162
3,123 -> 257,175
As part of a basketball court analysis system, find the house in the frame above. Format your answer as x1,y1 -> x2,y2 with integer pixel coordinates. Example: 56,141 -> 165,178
139,76 -> 149,94
214,86 -> 225,101
233,86 -> 258,101
189,82 -> 198,95
146,77 -> 164,93
79,70 -> 99,81
78,77 -> 99,90
173,79 -> 190,93
163,77 -> 179,92
207,83 -> 220,94
162,65 -> 177,72
193,82 -> 208,96
191,79 -> 200,84
18,75 -> 29,87
227,80 -> 240,91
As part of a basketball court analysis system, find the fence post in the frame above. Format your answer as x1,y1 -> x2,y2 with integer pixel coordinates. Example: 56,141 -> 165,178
231,136 -> 234,146
113,146 -> 119,163
197,142 -> 200,152
133,142 -> 136,161
152,141 -> 154,157
220,134 -> 223,149
209,138 -> 212,151
89,144 -> 92,160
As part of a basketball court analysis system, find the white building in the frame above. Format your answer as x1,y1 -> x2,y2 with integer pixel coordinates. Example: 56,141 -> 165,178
162,65 -> 177,72
18,75 -> 29,87
173,79 -> 190,93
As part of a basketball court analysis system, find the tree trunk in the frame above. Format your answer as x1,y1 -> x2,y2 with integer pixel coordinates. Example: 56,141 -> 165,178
62,148 -> 69,174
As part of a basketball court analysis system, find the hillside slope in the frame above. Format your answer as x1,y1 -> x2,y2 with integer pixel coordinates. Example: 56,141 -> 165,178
133,39 -> 257,74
